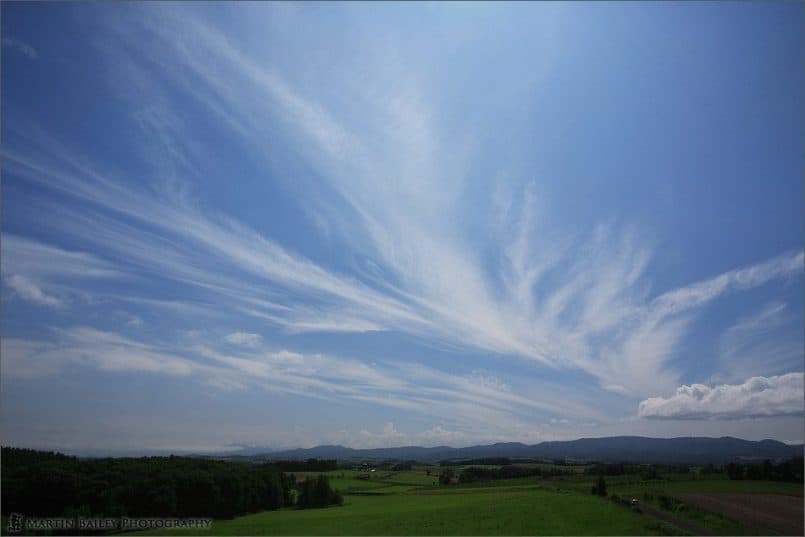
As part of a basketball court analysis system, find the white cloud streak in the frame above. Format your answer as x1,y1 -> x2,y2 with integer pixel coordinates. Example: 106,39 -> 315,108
2,3 -> 802,409
224,332 -> 263,348
714,302 -> 804,383
2,234 -> 123,307
1,329 -> 198,379
650,252 -> 804,320
5,274 -> 64,307
2,37 -> 38,59
1,326 -> 605,440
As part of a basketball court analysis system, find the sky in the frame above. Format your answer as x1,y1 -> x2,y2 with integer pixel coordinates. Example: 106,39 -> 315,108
1,2 -> 803,454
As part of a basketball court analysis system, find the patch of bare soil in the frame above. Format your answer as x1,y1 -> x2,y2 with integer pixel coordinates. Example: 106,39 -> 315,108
675,493 -> 804,536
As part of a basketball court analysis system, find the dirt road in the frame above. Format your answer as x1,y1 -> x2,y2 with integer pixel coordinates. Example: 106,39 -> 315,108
639,503 -> 713,535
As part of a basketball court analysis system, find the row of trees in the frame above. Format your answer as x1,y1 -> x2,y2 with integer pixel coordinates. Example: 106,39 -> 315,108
725,458 -> 803,482
271,459 -> 338,472
428,463 -> 583,486
583,463 -> 690,477
440,457 -> 512,466
1,447 -> 341,521
438,457 -> 577,467
458,465 -> 543,483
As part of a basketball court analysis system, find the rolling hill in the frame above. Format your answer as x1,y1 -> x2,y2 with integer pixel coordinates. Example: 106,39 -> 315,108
238,436 -> 803,464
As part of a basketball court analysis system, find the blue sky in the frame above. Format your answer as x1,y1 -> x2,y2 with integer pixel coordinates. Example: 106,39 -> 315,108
2,2 -> 803,453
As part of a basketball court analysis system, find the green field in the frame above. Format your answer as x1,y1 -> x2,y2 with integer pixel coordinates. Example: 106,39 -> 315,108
123,469 -> 802,536
133,487 -> 654,536
539,473 -> 804,496
293,470 -> 439,494
537,473 -> 803,535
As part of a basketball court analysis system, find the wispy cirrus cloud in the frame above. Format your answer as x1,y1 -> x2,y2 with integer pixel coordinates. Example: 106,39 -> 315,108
713,302 -> 804,383
2,4 -> 802,453
1,234 -> 123,308
1,326 -> 604,440
2,234 -> 121,280
121,5 -> 801,399
650,253 -> 803,320
4,274 -> 64,307
1,329 -> 197,379
3,2 -> 801,402
2,37 -> 38,59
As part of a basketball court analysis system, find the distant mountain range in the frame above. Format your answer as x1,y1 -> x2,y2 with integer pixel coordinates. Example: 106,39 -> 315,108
226,436 -> 803,464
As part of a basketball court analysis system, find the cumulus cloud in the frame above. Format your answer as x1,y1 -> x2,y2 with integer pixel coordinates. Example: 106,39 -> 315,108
354,422 -> 405,448
416,426 -> 467,446
224,332 -> 263,347
638,373 -> 804,420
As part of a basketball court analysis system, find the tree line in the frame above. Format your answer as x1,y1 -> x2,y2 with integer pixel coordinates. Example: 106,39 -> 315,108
1,447 -> 341,524
582,458 -> 803,483
440,457 -> 513,466
270,458 -> 338,472
583,463 -> 690,477
454,464 -> 572,484
438,457 -> 577,467
725,458 -> 803,482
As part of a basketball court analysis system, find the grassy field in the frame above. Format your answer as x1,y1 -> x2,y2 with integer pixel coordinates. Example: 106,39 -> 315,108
131,487 -> 654,536
537,473 -> 803,535
122,469 -> 803,536
539,472 -> 804,496
293,470 -> 439,494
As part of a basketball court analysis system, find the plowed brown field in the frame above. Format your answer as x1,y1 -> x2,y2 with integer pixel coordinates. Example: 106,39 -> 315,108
675,493 -> 803,536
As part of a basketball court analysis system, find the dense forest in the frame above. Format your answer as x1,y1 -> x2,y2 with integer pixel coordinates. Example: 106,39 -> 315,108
1,447 -> 340,522
582,460 -> 803,482
270,459 -> 338,472
725,458 -> 803,482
